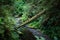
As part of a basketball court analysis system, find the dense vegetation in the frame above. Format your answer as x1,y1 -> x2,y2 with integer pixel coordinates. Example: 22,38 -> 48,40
0,0 -> 60,40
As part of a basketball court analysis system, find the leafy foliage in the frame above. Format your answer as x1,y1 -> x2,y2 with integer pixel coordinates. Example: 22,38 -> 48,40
0,0 -> 60,40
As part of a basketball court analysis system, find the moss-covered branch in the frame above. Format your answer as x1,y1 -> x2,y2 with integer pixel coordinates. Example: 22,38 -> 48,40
16,9 -> 46,29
